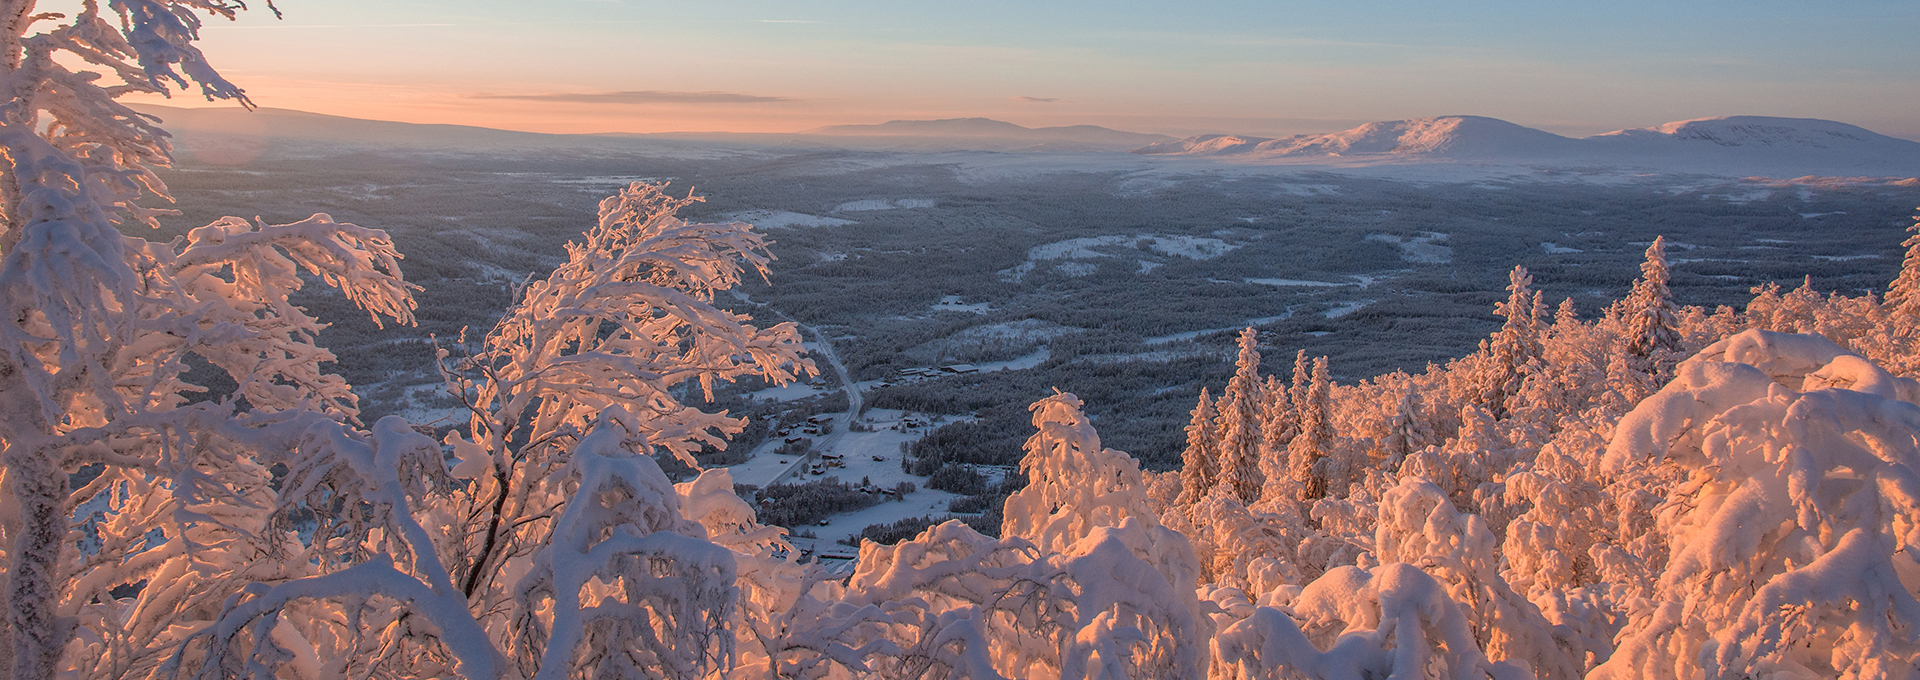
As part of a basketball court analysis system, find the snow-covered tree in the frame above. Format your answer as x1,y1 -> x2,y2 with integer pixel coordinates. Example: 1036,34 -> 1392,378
1287,356 -> 1334,505
1379,384 -> 1433,471
1618,236 -> 1683,380
1003,390 -> 1201,604
1882,209 -> 1920,320
1216,328 -> 1264,505
0,3 -> 436,678
170,183 -> 813,679
1481,266 -> 1545,419
1595,330 -> 1920,680
1178,387 -> 1221,506
432,181 -> 811,615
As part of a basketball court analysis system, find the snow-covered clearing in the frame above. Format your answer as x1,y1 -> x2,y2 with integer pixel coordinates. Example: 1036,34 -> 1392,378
389,382 -> 466,427
1324,299 -> 1374,318
950,319 -> 1078,343
834,198 -> 936,211
1077,348 -> 1220,364
975,347 -> 1051,371
1142,312 -> 1293,345
551,175 -> 670,186
1246,277 -> 1347,287
748,382 -> 827,403
1542,241 -> 1582,253
1349,273 -> 1393,289
1001,233 -> 1240,281
720,209 -> 854,229
1368,231 -> 1452,263
722,408 -> 978,555
1148,234 -> 1240,259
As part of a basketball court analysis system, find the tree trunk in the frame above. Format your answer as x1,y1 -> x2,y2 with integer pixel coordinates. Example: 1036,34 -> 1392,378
5,440 -> 68,680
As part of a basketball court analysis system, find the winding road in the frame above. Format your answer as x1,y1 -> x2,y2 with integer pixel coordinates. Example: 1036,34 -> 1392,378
734,293 -> 866,485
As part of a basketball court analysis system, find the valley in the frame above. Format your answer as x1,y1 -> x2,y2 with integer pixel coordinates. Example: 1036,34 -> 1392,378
139,107 -> 1920,544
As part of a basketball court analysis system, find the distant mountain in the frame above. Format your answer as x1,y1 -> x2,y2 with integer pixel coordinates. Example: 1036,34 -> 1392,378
131,104 -> 626,156
1589,116 -> 1913,150
1135,116 -> 1580,159
798,118 -> 1173,151
136,105 -> 1175,157
1134,115 -> 1920,177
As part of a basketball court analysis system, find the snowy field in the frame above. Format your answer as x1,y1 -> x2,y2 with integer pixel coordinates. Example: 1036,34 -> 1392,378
722,407 -> 984,554
1000,233 -> 1240,281
720,209 -> 855,229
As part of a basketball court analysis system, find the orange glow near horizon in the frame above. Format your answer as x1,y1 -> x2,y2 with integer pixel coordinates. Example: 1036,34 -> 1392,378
99,1 -> 1920,142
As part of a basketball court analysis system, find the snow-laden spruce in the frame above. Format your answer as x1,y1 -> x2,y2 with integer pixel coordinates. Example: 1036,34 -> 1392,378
1595,330 -> 1920,679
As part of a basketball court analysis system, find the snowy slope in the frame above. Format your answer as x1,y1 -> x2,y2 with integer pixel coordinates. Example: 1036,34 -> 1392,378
1135,114 -> 1920,177
1135,116 -> 1581,159
1581,116 -> 1920,176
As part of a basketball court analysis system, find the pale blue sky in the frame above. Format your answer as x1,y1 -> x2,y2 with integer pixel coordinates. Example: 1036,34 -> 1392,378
134,0 -> 1920,138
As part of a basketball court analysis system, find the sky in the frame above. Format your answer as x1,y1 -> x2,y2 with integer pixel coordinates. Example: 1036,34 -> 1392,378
116,0 -> 1920,140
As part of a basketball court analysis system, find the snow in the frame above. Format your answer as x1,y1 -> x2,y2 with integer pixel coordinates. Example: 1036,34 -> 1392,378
1542,241 -> 1583,254
930,294 -> 991,313
1323,300 -> 1373,318
1142,312 -> 1293,345
720,209 -> 855,229
1001,233 -> 1240,281
1246,278 -> 1347,287
550,174 -> 671,186
1130,114 -> 1920,179
387,382 -> 467,427
1367,232 -> 1453,264
41,8 -> 1920,672
1147,234 -> 1239,259
833,198 -> 936,212
947,319 -> 1077,344
977,347 -> 1051,371
748,382 -> 826,403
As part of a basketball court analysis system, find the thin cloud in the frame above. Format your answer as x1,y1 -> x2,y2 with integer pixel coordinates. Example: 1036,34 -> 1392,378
470,90 -> 792,105
1012,96 -> 1061,103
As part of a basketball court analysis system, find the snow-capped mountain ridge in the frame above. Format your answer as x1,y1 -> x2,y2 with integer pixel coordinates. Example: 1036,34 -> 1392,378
1590,116 -> 1903,149
1134,115 -> 1920,177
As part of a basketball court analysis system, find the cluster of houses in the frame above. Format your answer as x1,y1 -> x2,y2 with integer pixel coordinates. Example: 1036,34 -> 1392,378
780,414 -> 836,445
807,452 -> 847,476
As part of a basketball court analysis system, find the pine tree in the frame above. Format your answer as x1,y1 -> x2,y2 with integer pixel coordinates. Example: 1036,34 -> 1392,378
1622,236 -> 1683,376
1256,373 -> 1295,502
1481,266 -> 1545,419
1554,296 -> 1580,329
1288,356 -> 1334,503
1215,328 -> 1265,505
1289,349 -> 1312,420
1177,387 -> 1220,506
1886,209 -> 1920,324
